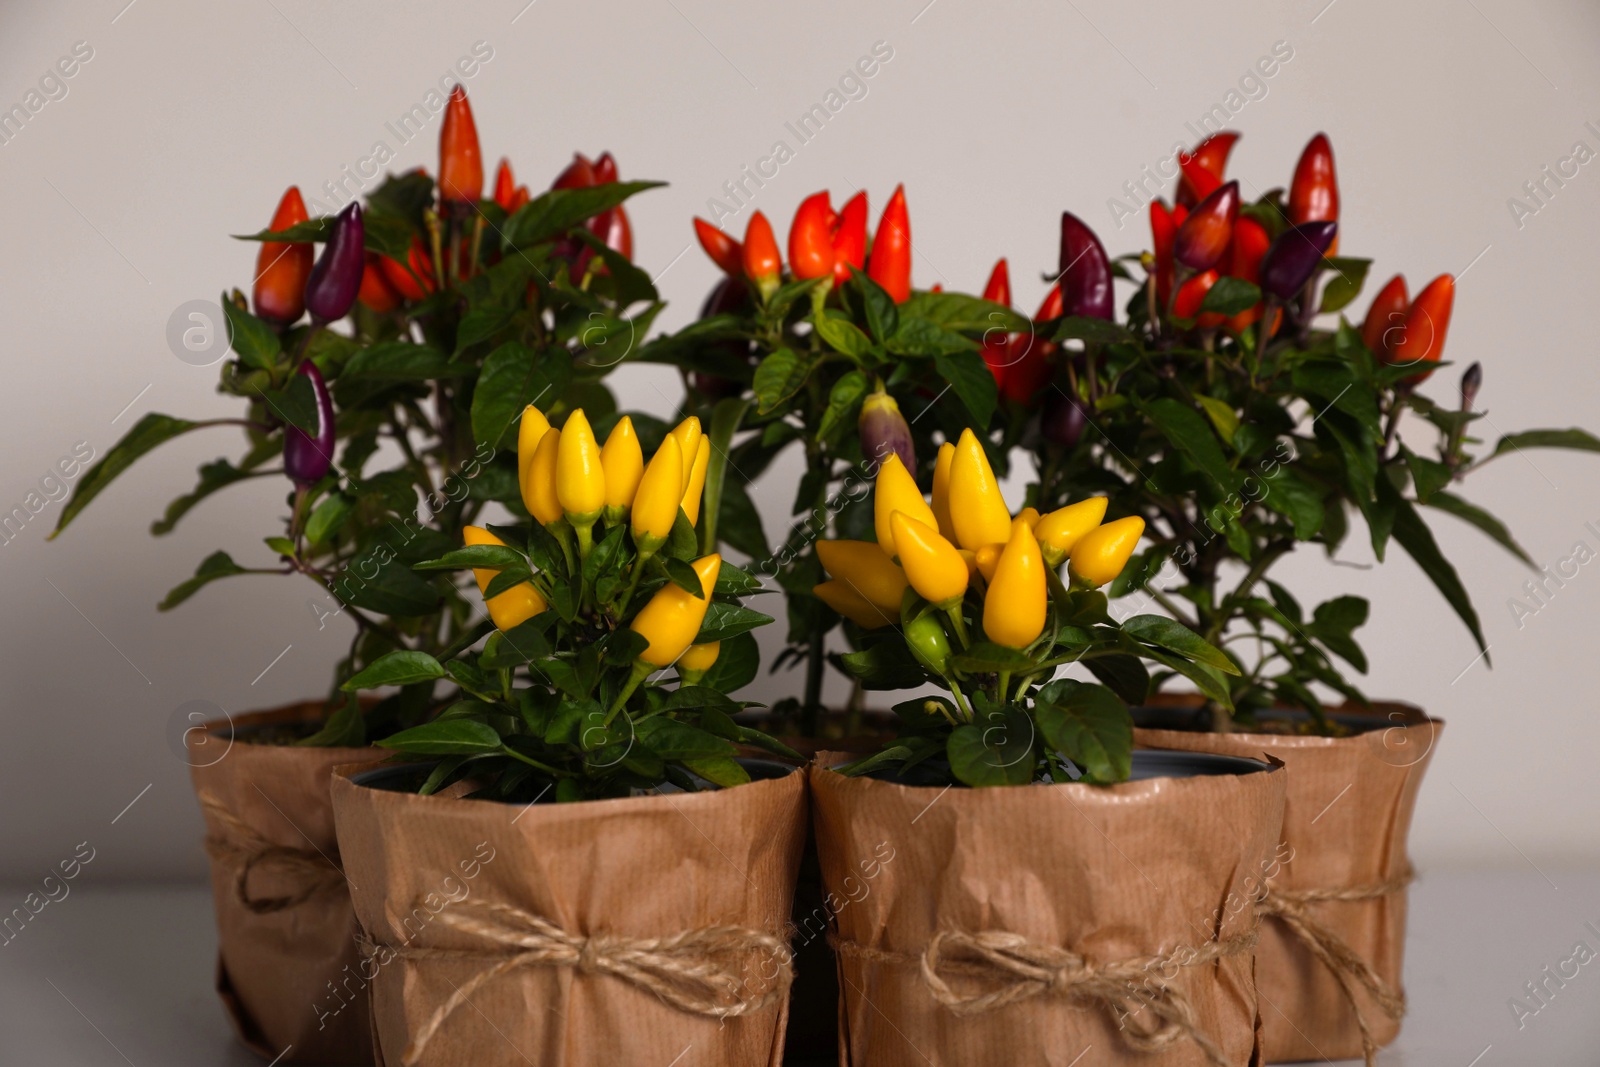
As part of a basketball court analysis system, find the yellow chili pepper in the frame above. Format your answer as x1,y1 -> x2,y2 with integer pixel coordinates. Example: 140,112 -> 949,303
973,542 -> 1004,582
516,405 -> 550,506
948,428 -> 1011,551
1035,497 -> 1109,567
677,641 -> 720,685
813,580 -> 896,629
816,540 -> 909,615
873,454 -> 937,559
680,437 -> 711,526
1016,507 -> 1041,530
524,427 -> 564,526
632,553 -> 721,666
890,510 -> 967,606
463,525 -> 546,631
984,522 -> 1046,649
556,410 -> 606,545
600,415 -> 644,523
668,416 -> 703,495
631,434 -> 683,556
1068,515 -> 1145,588
931,441 -> 956,540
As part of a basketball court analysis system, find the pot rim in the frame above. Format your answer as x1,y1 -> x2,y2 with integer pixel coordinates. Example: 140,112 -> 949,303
837,746 -> 1278,791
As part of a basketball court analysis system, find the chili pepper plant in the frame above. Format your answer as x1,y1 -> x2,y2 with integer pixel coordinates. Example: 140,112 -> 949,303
50,88 -> 666,745
1010,132 -> 1600,730
639,190 -> 1029,733
815,429 -> 1236,786
339,405 -> 791,799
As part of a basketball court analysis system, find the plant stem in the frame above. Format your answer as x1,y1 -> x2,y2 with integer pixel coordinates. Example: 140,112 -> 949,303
944,604 -> 971,648
604,661 -> 651,726
699,397 -> 750,554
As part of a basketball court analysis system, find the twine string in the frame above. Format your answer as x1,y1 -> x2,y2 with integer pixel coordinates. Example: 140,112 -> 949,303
1258,868 -> 1413,1067
197,790 -> 344,915
359,899 -> 793,1066
831,926 -> 1258,1067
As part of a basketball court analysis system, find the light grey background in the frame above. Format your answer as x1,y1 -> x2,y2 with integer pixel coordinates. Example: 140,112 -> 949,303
1,0 -> 1597,883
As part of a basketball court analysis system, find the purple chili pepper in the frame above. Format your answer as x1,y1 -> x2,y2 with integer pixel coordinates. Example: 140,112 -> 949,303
1058,212 -> 1114,320
1041,388 -> 1087,447
304,202 -> 365,323
284,361 -> 335,487
1173,180 -> 1240,272
1258,221 -> 1338,300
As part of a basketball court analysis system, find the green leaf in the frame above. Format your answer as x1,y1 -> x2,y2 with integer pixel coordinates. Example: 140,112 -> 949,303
304,493 -> 354,546
852,267 -> 900,341
1401,446 -> 1452,503
332,556 -> 444,616
950,641 -> 1034,675
1258,468 -> 1326,541
634,717 -> 736,760
682,756 -> 751,788
817,370 -> 870,444
694,602 -> 773,643
1491,428 -> 1600,458
715,479 -> 769,561
1391,497 -> 1489,660
151,456 -> 270,536
341,650 -> 446,691
712,562 -> 764,597
1199,277 -> 1261,316
752,348 -> 810,414
158,550 -> 246,611
295,699 -> 366,748
51,414 -> 200,538
413,545 -> 525,570
699,630 -> 760,692
339,341 -> 464,382
471,341 -> 572,450
902,291 -> 1030,333
886,317 -> 978,358
1120,615 -> 1239,675
813,315 -> 875,361
1194,395 -> 1239,446
1425,491 -> 1535,567
480,621 -> 552,668
662,556 -> 706,598
1319,257 -> 1371,314
376,719 -> 502,755
1035,680 -> 1132,783
1083,654 -> 1151,706
838,640 -> 927,690
1144,398 -> 1240,493
503,181 -> 664,247
221,299 -> 281,371
947,704 -> 1036,787
1051,316 -> 1134,344
934,348 -> 999,428
258,370 -> 320,434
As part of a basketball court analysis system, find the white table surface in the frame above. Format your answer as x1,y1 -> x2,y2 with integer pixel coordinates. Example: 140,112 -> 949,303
1,870 -> 1596,1065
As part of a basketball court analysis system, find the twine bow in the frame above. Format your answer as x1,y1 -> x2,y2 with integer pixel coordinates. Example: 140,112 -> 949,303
832,926 -> 1257,1067
198,790 -> 345,915
1257,868 -> 1413,1067
361,900 -> 793,1066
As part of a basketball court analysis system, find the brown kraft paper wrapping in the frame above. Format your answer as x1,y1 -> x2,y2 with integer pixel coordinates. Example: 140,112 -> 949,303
1135,703 -> 1442,1064
187,702 -> 382,1065
810,753 -> 1288,1067
330,763 -> 809,1067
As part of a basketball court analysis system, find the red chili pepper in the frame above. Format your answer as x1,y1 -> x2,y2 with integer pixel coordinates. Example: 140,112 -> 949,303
787,192 -> 836,282
832,191 -> 869,288
1177,133 -> 1239,206
1361,274 -> 1409,358
694,218 -> 744,277
1173,269 -> 1222,324
438,87 -> 483,205
509,185 -> 530,212
493,159 -> 517,210
358,253 -> 402,313
1225,216 -> 1271,332
253,186 -> 313,326
1290,133 -> 1339,226
1149,201 -> 1188,304
378,236 -> 437,301
867,184 -> 911,302
594,152 -> 619,184
979,258 -> 1012,387
1387,273 -> 1453,377
1173,181 -> 1239,272
591,205 -> 632,259
551,153 -> 598,190
742,211 -> 781,294
1001,285 -> 1065,406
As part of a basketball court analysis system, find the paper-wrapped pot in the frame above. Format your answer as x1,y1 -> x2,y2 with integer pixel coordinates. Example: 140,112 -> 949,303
187,701 -> 382,1064
1134,700 -> 1441,1063
811,749 -> 1287,1067
330,760 -> 809,1067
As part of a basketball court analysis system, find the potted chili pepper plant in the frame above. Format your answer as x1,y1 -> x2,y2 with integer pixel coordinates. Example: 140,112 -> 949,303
331,404 -> 807,1067
48,87 -> 664,1063
1009,131 -> 1600,1065
806,433 -> 1287,1067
